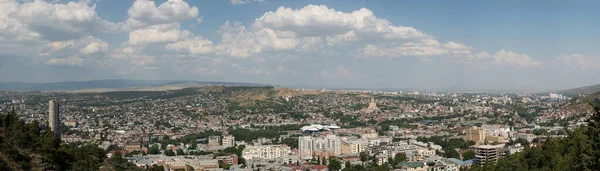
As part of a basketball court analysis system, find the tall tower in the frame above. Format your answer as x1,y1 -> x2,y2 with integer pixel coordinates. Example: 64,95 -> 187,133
49,99 -> 60,139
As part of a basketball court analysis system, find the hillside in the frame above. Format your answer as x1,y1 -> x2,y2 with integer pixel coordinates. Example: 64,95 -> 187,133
197,86 -> 321,104
0,79 -> 271,92
559,84 -> 600,96
566,91 -> 600,114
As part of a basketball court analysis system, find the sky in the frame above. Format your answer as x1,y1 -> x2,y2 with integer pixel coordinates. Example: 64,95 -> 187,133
0,0 -> 599,90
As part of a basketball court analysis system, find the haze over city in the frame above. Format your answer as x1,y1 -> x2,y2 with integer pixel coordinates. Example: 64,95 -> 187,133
1,0 -> 598,90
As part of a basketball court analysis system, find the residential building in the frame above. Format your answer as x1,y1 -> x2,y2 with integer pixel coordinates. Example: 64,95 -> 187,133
299,134 -> 341,159
470,144 -> 507,166
242,145 -> 292,160
222,135 -> 235,148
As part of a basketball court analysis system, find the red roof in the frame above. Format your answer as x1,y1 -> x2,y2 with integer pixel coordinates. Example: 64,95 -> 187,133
310,165 -> 327,170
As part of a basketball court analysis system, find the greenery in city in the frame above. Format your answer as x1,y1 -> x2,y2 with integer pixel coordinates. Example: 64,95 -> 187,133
0,110 -> 109,170
471,100 -> 600,171
416,136 -> 475,159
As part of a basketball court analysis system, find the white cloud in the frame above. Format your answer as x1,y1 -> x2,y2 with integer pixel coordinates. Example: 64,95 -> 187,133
354,40 -> 473,58
215,21 -> 298,58
47,56 -> 83,66
124,0 -> 199,30
252,5 -> 429,43
230,0 -> 266,5
80,38 -> 109,55
43,36 -> 109,57
492,49 -> 543,67
10,0 -> 118,41
166,37 -> 214,55
557,54 -> 599,69
128,23 -> 192,45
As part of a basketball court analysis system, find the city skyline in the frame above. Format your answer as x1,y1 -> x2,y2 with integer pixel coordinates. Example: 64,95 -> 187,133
1,0 -> 599,90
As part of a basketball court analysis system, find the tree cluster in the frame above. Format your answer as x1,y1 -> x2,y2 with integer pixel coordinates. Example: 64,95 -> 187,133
474,100 -> 600,171
0,110 -> 107,170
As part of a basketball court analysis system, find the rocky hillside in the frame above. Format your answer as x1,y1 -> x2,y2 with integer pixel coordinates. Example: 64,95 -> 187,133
559,84 -> 600,96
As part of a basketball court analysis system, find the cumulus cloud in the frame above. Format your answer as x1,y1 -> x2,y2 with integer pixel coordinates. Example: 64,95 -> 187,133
354,40 -> 473,58
252,5 -> 428,43
128,23 -> 192,45
214,4 -> 492,63
166,37 -> 214,55
492,49 -> 543,67
230,0 -> 266,5
123,0 -> 199,30
43,36 -> 109,56
9,0 -> 118,41
215,21 -> 299,58
557,54 -> 599,69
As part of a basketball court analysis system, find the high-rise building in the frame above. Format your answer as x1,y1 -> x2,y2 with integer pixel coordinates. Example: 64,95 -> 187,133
299,136 -> 313,159
298,134 -> 341,159
222,135 -> 235,148
48,99 -> 60,139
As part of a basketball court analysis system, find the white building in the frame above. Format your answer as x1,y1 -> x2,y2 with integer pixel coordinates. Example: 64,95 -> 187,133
222,135 -> 235,148
299,134 -> 341,159
242,145 -> 292,160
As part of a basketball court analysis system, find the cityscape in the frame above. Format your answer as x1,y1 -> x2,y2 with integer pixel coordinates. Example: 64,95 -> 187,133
1,85 -> 598,170
1,0 -> 599,171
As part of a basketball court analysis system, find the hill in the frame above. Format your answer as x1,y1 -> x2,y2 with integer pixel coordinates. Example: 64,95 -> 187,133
196,86 -> 321,104
558,84 -> 600,96
0,79 -> 271,92
565,91 -> 600,114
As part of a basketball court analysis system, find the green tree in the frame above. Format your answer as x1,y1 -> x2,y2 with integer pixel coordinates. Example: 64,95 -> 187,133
328,156 -> 342,171
462,150 -> 476,160
164,149 -> 176,156
176,149 -> 185,155
359,152 -> 369,163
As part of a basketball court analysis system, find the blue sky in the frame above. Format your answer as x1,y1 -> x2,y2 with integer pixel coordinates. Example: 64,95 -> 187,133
0,0 -> 598,90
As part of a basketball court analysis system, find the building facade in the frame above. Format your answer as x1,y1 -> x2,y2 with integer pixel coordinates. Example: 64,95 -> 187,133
298,134 -> 341,159
222,135 -> 235,148
242,145 -> 292,160
470,144 -> 507,166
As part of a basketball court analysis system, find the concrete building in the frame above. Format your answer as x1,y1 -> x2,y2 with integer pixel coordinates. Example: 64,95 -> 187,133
242,145 -> 292,160
48,99 -> 60,139
222,135 -> 235,148
299,136 -> 313,159
507,143 -> 524,154
470,144 -> 506,166
208,136 -> 221,146
298,134 -> 341,159
465,126 -> 485,144
341,139 -> 367,154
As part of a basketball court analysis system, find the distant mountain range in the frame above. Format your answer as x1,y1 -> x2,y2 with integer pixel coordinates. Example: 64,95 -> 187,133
0,79 -> 272,92
559,84 -> 600,96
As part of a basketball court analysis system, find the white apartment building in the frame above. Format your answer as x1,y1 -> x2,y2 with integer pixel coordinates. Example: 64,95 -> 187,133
299,134 -> 341,159
242,145 -> 292,160
222,135 -> 235,148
